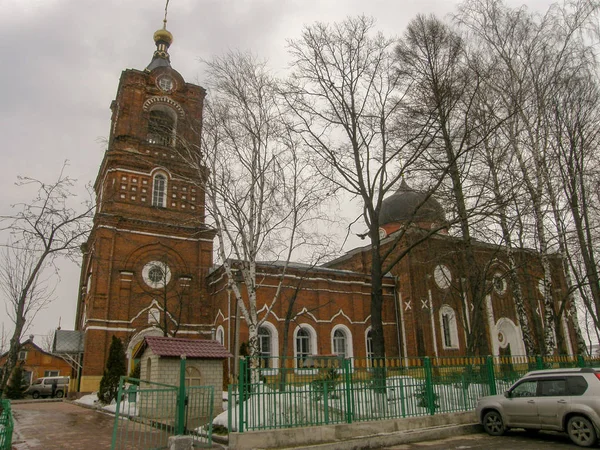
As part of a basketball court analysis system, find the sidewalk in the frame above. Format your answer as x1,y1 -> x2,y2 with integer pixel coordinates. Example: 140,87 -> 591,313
11,400 -> 113,449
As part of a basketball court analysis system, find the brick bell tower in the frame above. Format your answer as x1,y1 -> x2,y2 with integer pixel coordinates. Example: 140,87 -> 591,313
74,20 -> 215,392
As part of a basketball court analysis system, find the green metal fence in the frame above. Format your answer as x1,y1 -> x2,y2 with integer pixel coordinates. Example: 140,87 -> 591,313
111,360 -> 215,449
228,354 -> 600,432
0,399 -> 13,450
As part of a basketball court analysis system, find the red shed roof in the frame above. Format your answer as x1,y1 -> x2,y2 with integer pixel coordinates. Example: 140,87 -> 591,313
136,336 -> 231,359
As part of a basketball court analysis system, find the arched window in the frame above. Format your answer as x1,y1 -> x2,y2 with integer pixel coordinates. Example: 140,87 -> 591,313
439,305 -> 459,349
331,325 -> 353,360
216,326 -> 224,345
296,328 -> 311,367
333,329 -> 346,357
152,174 -> 167,207
185,366 -> 202,387
258,326 -> 272,368
148,307 -> 160,325
366,328 -> 374,367
147,108 -> 175,146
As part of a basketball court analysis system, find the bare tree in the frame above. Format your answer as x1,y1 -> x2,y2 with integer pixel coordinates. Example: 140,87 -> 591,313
284,16 -> 446,360
0,164 -> 93,394
182,51 -> 333,373
396,14 -> 509,355
550,73 -> 600,349
456,0 -> 599,354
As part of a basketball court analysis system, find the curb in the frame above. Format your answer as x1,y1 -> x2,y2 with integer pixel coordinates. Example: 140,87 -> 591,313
264,423 -> 482,450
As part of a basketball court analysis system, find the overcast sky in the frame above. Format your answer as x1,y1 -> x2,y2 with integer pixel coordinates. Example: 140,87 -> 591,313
0,0 -> 555,347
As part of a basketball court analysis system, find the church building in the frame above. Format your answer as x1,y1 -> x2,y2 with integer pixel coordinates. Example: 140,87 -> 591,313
73,22 -> 578,392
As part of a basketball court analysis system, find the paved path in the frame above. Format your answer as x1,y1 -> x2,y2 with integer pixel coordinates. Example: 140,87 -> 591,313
11,400 -> 113,449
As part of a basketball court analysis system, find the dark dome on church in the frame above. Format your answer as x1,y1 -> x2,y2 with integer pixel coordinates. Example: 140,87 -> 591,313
379,180 -> 446,226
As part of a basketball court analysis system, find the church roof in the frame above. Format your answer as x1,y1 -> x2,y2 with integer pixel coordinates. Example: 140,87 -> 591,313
379,180 -> 446,226
136,336 -> 231,359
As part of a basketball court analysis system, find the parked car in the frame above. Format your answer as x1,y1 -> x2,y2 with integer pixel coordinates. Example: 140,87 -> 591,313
26,376 -> 69,399
476,368 -> 600,447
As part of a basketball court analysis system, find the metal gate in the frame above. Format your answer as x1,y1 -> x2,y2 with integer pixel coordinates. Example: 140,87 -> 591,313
111,361 -> 214,449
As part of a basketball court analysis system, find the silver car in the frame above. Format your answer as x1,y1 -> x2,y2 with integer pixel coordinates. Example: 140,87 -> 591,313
26,376 -> 69,399
476,368 -> 600,447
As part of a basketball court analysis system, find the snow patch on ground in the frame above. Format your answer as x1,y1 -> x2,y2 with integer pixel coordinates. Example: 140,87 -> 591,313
74,393 -> 99,406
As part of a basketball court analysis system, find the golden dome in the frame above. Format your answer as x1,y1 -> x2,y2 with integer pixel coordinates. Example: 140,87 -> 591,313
154,27 -> 173,46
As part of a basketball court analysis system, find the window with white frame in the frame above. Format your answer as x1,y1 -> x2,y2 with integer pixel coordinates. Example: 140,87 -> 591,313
258,326 -> 272,368
366,329 -> 374,366
439,305 -> 459,349
18,350 -> 28,361
44,370 -> 59,377
216,326 -> 224,345
148,307 -> 160,325
152,174 -> 167,207
333,329 -> 347,358
296,328 -> 311,368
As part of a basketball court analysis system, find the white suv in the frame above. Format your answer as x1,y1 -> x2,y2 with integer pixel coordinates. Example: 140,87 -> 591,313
476,368 -> 600,447
26,376 -> 69,399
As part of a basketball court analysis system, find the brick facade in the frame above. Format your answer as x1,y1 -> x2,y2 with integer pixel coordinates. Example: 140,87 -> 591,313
75,31 -> 215,391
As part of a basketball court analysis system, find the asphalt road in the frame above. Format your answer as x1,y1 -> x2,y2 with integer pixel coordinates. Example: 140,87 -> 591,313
379,429 -> 592,449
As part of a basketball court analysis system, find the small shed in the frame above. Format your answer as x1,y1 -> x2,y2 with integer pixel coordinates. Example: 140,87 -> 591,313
134,336 -> 231,414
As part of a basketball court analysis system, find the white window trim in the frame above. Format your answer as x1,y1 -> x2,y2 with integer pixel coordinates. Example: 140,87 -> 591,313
258,321 -> 279,374
293,323 -> 318,374
330,324 -> 354,359
152,173 -> 168,208
439,305 -> 460,350
148,307 -> 160,325
216,325 -> 225,346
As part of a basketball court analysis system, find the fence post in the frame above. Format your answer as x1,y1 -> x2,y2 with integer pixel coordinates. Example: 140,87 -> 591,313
176,356 -> 187,435
424,357 -> 435,416
486,356 -> 497,396
110,376 -> 125,448
577,354 -> 585,368
344,358 -> 352,424
536,355 -> 543,370
227,384 -> 233,434
238,357 -> 246,433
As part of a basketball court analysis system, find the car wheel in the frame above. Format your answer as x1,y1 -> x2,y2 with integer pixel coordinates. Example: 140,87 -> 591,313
483,410 -> 505,436
567,415 -> 597,447
55,390 -> 64,398
31,391 -> 40,399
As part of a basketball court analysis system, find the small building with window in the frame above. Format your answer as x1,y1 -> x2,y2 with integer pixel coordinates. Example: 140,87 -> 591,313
0,337 -> 72,388
134,336 -> 231,413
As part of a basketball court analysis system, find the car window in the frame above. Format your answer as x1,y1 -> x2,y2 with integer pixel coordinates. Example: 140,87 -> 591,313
32,379 -> 42,385
539,378 -> 567,396
566,376 -> 588,396
511,380 -> 538,397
